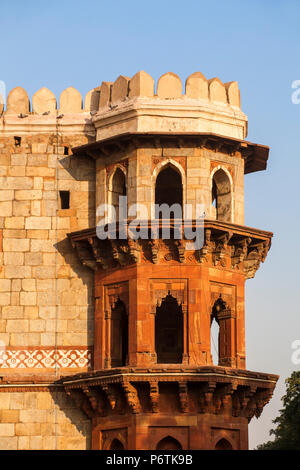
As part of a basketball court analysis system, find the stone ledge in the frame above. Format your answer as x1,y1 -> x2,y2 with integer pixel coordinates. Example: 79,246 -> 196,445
72,132 -> 269,175
60,365 -> 278,421
67,219 -> 272,279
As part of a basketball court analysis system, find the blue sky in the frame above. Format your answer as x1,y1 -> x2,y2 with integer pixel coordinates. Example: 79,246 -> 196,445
2,0 -> 300,448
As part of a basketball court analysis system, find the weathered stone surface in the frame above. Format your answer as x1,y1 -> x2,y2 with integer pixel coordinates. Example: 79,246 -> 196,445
15,190 -> 43,201
185,72 -> 208,100
25,217 -> 51,230
225,81 -> 240,107
0,437 -> 18,450
0,424 -> 15,436
3,238 -> 29,252
129,71 -> 154,98
84,88 -> 100,111
0,201 -> 12,216
157,72 -> 182,98
6,320 -> 29,332
111,76 -> 130,104
208,77 -> 227,104
6,87 -> 30,114
0,190 -> 14,201
32,88 -> 56,114
99,82 -> 112,109
59,87 -> 82,113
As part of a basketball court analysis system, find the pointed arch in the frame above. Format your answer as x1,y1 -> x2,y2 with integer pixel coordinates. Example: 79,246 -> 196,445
107,438 -> 125,450
110,298 -> 128,367
156,436 -> 182,450
210,296 -> 226,366
210,316 -> 220,366
215,438 -> 233,450
108,165 -> 127,222
151,159 -> 186,219
210,166 -> 233,222
155,292 -> 183,364
211,296 -> 236,367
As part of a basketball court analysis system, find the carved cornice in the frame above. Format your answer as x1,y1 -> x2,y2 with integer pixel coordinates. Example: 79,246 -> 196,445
68,219 -> 272,280
72,132 -> 269,175
61,366 -> 278,422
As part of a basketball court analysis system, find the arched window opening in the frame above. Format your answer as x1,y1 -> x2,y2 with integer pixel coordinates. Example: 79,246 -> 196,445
111,168 -> 126,221
212,169 -> 232,222
212,179 -> 217,208
210,317 -> 219,366
156,436 -> 182,450
215,438 -> 233,450
155,292 -> 183,364
109,438 -> 125,450
155,166 -> 183,219
211,296 -> 229,366
110,298 -> 128,367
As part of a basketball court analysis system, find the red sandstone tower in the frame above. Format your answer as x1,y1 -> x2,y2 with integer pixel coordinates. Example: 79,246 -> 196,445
62,71 -> 278,450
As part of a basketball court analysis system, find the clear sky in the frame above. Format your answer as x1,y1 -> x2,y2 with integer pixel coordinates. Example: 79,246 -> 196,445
2,0 -> 300,449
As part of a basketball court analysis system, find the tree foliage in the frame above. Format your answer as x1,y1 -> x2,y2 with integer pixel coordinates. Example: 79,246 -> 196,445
257,371 -> 300,450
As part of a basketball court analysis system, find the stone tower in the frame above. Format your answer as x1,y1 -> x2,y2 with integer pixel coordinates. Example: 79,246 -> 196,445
61,71 -> 278,450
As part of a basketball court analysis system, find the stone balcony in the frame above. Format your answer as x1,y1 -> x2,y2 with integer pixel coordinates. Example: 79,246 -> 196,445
61,365 -> 278,422
68,219 -> 272,280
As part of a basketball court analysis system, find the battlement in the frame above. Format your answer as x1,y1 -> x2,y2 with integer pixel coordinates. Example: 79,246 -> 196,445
0,71 -> 248,141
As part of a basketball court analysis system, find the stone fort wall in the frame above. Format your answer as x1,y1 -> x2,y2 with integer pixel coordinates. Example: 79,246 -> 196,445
0,112 -> 95,448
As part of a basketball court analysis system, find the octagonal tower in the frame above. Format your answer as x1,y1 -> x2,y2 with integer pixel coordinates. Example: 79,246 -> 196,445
62,71 -> 278,450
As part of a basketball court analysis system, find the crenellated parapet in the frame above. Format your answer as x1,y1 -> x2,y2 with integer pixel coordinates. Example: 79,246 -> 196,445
3,85 -> 100,115
94,71 -> 247,141
0,71 -> 241,115
0,71 -> 247,140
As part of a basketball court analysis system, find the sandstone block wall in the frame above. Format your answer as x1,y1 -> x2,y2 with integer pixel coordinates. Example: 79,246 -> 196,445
0,130 -> 95,449
0,390 -> 90,450
0,133 -> 95,366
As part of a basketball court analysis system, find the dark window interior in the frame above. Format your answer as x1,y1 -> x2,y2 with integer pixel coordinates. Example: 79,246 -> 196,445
212,169 -> 231,222
155,292 -> 183,364
111,168 -> 126,220
215,438 -> 233,450
109,439 -> 124,450
155,166 -> 183,214
59,190 -> 70,209
110,298 -> 128,367
14,136 -> 21,147
156,436 -> 182,450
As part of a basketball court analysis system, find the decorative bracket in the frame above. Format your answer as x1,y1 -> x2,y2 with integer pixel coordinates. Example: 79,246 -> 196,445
149,380 -> 160,413
179,382 -> 189,413
122,381 -> 141,414
149,239 -> 160,264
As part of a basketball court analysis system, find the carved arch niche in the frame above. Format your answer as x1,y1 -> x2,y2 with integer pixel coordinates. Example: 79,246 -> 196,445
104,282 -> 129,368
210,283 -> 236,367
106,162 -> 128,222
149,426 -> 188,450
150,279 -> 188,364
211,428 -> 239,450
101,428 -> 128,450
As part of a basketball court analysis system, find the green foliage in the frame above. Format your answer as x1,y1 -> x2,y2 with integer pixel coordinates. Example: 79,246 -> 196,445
257,371 -> 300,450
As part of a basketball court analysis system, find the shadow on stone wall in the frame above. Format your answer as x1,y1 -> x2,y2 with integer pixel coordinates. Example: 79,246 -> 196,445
53,150 -> 96,364
49,389 -> 92,449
